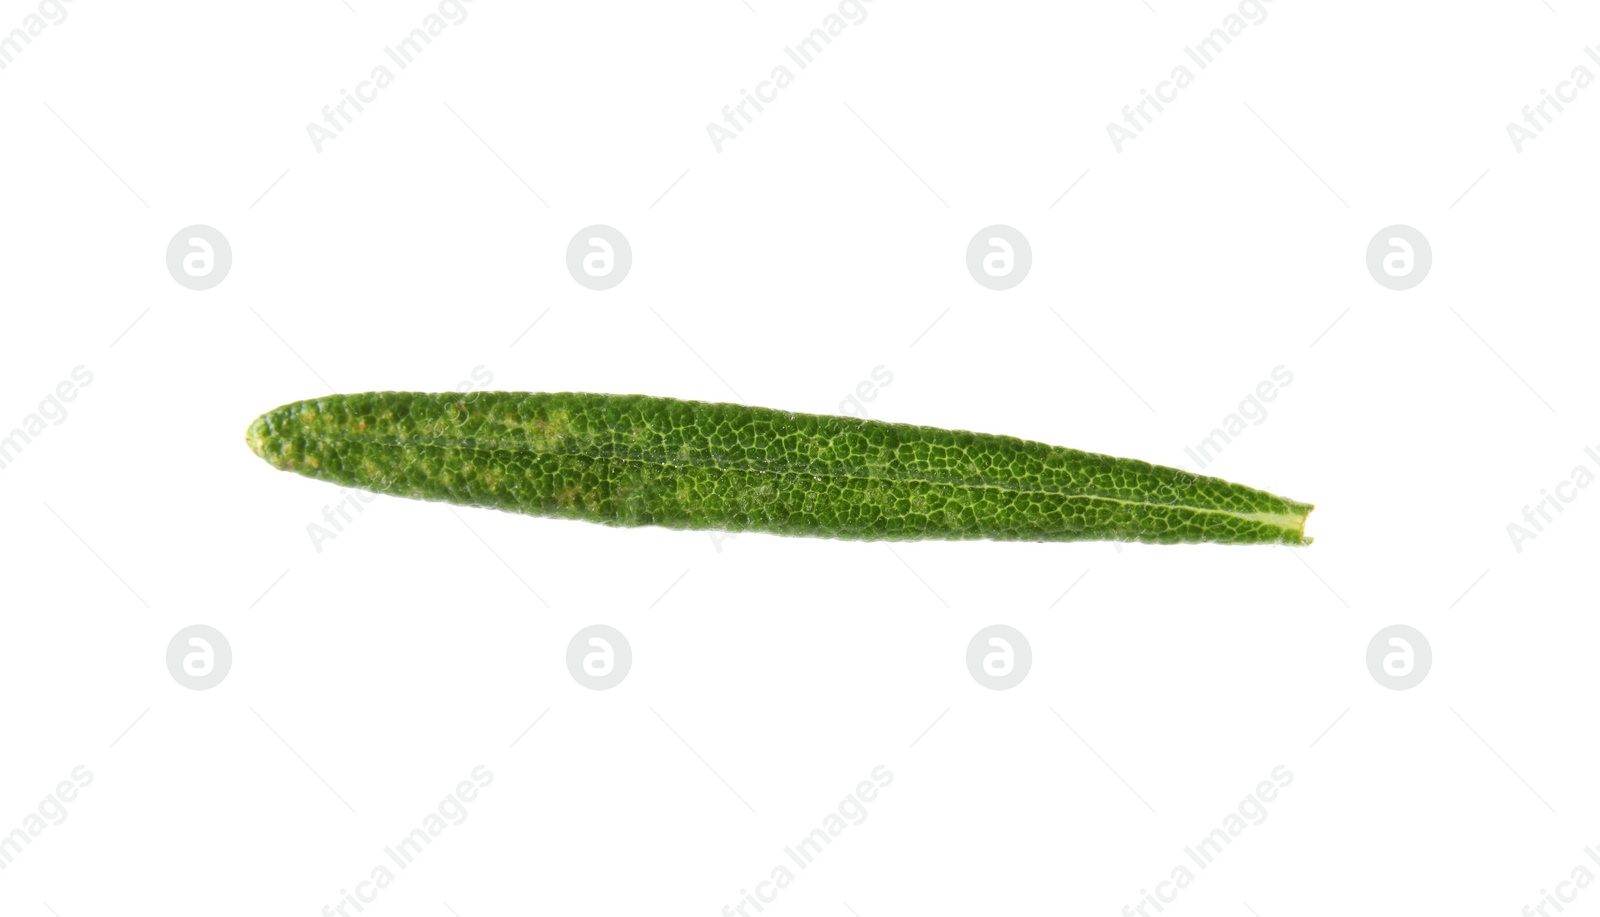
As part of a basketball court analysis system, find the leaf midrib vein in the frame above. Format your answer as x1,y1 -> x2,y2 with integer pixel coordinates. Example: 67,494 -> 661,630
306,430 -> 1295,530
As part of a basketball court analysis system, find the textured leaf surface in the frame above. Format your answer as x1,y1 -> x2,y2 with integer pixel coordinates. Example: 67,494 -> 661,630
246,392 -> 1313,545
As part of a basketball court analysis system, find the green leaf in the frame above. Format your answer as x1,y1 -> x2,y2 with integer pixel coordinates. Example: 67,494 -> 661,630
246,392 -> 1313,546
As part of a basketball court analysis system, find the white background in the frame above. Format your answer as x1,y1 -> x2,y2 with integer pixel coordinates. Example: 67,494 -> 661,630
3,1 -> 1598,914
